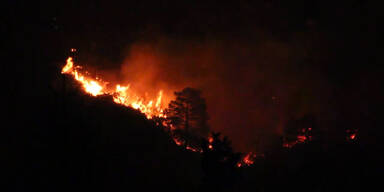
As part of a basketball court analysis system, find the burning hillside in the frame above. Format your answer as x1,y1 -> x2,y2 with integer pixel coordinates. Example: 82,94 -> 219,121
61,57 -> 167,119
61,54 -> 257,167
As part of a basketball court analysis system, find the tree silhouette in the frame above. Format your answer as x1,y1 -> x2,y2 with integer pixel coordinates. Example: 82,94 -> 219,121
200,132 -> 241,192
165,87 -> 209,140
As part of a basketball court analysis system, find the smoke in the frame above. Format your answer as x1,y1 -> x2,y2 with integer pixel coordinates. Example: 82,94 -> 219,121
123,39 -> 324,151
101,34 -> 331,152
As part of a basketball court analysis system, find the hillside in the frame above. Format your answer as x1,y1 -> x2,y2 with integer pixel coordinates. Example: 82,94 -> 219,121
3,74 -> 203,192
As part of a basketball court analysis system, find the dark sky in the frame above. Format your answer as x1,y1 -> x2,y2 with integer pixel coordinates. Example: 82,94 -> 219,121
4,0 -> 382,151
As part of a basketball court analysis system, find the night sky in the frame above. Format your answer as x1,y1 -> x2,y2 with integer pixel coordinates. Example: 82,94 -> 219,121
3,0 -> 383,191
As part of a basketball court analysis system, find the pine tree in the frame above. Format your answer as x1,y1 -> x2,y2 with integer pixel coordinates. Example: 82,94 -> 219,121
165,87 -> 209,138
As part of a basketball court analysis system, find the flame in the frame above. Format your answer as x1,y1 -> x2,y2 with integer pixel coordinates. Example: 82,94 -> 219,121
283,127 -> 313,148
173,137 -> 185,146
238,152 -> 258,167
62,57 -> 74,74
242,153 -> 255,165
61,56 -> 166,119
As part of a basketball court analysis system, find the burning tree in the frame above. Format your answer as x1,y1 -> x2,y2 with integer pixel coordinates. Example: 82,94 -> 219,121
165,87 -> 209,146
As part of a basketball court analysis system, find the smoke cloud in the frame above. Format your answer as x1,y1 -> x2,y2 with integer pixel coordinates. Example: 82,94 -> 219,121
104,35 -> 332,152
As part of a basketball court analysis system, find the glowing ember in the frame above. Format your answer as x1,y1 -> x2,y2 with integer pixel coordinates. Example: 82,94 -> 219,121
186,146 -> 202,153
238,152 -> 257,167
297,135 -> 307,142
347,129 -> 358,141
173,137 -> 184,146
208,136 -> 214,143
243,153 -> 255,165
283,127 -> 313,148
61,56 -> 166,119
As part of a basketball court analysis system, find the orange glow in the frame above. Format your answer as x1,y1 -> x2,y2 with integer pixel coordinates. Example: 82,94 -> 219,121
297,135 -> 307,142
173,137 -> 184,146
61,56 -> 167,119
62,57 -> 74,74
346,129 -> 358,141
208,136 -> 214,143
283,127 -> 314,148
238,152 -> 257,167
61,54 -> 262,167
85,81 -> 103,96
186,146 -> 201,153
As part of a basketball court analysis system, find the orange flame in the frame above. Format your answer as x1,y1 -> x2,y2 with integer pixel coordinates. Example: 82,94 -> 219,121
62,57 -> 74,74
61,57 -> 166,119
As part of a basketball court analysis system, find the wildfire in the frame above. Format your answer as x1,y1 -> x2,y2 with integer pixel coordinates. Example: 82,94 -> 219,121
61,54 -> 258,167
61,57 -> 166,119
